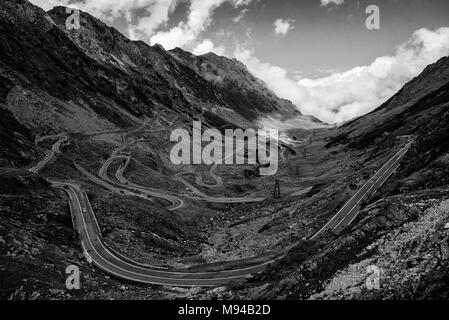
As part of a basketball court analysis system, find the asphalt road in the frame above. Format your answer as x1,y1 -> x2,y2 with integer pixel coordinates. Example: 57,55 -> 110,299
175,172 -> 266,204
29,135 -> 67,173
52,181 -> 284,287
311,140 -> 414,240
105,154 -> 265,205
114,156 -> 184,210
33,132 -> 413,286
29,150 -> 54,174
194,163 -> 223,189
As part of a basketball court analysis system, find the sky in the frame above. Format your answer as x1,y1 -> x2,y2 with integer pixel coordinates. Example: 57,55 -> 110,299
30,0 -> 449,123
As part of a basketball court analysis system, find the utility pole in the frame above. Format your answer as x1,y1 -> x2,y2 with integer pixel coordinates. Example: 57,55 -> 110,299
273,179 -> 281,199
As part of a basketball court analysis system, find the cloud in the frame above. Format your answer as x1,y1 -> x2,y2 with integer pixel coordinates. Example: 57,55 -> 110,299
320,0 -> 344,6
235,28 -> 449,124
30,0 -> 253,54
29,2 -> 449,125
193,39 -> 226,55
29,0 -> 65,11
30,0 -> 179,39
29,0 -> 66,11
233,8 -> 249,23
128,0 -> 179,40
273,18 -> 294,36
150,0 -> 255,52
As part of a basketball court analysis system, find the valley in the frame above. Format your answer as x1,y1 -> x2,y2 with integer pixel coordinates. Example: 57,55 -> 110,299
1,0 -> 449,301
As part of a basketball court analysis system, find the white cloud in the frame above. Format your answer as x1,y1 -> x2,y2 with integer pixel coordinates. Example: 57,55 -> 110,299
150,0 -> 255,51
193,39 -> 226,55
273,18 -> 294,36
30,0 -> 253,54
233,8 -> 249,23
30,0 -> 179,39
235,28 -> 449,124
29,0 -> 66,11
29,2 -> 449,125
320,0 -> 344,6
128,0 -> 179,39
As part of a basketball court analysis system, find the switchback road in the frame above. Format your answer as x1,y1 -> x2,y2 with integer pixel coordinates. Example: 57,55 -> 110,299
52,181 -> 284,287
29,135 -> 68,173
114,156 -> 184,210
175,172 -> 266,204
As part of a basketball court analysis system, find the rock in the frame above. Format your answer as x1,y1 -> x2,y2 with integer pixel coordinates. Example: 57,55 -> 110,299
49,288 -> 65,296
440,243 -> 449,261
444,222 -> 449,230
29,291 -> 41,300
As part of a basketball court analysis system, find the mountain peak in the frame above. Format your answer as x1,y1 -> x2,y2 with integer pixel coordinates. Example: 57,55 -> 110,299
1,0 -> 320,133
47,6 -> 144,71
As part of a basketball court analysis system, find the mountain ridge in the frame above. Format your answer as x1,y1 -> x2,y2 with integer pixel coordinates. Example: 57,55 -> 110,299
1,0 -> 449,301
46,3 -> 319,129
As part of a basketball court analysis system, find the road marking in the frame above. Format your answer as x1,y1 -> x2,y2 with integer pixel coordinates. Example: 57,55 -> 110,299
76,197 -> 252,283
100,156 -> 185,210
331,149 -> 407,232
311,141 -> 413,239
59,184 -> 280,286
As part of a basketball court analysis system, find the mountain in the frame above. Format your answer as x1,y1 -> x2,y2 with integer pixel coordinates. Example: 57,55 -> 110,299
328,55 -> 449,189
47,4 -> 317,130
170,48 -> 296,119
0,0 -> 322,148
47,6 -> 229,125
0,0 -> 321,299
331,55 -> 449,148
1,0 -> 448,301
249,55 -> 449,300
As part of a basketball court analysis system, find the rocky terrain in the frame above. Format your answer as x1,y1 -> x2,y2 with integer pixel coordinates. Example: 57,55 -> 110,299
0,0 -> 448,300
234,55 -> 449,300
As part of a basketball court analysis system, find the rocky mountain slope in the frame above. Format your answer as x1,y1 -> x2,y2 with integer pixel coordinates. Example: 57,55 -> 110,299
328,56 -> 449,190
170,48 -> 306,122
1,0 -> 448,300
0,0 -> 321,299
1,0 -> 321,141
238,55 -> 449,300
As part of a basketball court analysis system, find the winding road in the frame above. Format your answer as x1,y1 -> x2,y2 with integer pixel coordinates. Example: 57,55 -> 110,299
100,153 -> 265,205
194,163 -> 223,189
52,181 -> 284,287
28,129 -> 414,287
114,156 -> 184,211
29,134 -> 68,173
175,171 -> 266,204
90,117 -> 185,210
